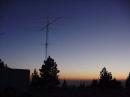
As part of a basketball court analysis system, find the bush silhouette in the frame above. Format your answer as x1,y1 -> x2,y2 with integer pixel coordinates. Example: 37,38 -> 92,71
31,68 -> 40,87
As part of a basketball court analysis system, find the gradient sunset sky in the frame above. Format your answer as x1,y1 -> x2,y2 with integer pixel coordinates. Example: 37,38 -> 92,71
0,0 -> 130,80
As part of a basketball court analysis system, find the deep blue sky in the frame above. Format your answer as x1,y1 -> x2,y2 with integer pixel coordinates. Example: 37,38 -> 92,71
0,0 -> 130,79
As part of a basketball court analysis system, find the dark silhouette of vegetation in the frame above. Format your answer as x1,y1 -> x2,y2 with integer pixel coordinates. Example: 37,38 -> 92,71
98,67 -> 122,88
39,56 -> 60,88
31,68 -> 40,87
99,67 -> 112,88
126,72 -> 130,89
1,58 -> 130,97
0,59 -> 4,68
111,78 -> 122,88
0,59 -> 8,69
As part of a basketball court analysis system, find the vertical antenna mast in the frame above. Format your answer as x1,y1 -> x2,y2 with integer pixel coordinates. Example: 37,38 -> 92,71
41,17 -> 62,60
45,17 -> 49,59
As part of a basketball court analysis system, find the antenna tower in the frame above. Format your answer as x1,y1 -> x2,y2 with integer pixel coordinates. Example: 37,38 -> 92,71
40,16 -> 62,60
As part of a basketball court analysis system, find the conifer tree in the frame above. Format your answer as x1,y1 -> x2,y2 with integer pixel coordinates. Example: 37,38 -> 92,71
99,67 -> 112,88
39,56 -> 60,88
31,68 -> 40,87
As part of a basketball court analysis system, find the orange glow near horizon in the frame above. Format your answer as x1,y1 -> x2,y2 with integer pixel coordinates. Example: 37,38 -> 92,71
60,71 -> 99,80
59,71 -> 128,80
112,72 -> 128,80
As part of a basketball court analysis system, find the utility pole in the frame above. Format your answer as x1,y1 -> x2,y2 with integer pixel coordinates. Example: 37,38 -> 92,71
40,17 -> 62,60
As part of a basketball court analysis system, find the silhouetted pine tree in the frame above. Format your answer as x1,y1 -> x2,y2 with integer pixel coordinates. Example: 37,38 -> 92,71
39,56 -> 60,88
99,67 -> 112,88
126,72 -> 130,89
31,68 -> 40,87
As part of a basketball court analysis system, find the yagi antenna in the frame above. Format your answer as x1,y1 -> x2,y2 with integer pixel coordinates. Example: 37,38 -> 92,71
40,16 -> 62,60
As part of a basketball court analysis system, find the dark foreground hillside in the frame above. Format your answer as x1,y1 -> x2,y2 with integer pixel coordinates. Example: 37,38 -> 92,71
1,87 -> 130,97
29,87 -> 130,97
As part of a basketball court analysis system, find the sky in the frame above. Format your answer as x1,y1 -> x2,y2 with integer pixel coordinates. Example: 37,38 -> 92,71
0,0 -> 130,80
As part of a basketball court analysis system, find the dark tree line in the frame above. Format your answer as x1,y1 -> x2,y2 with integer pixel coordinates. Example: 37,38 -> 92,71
1,58 -> 130,89
30,56 -> 130,89
1,58 -> 130,97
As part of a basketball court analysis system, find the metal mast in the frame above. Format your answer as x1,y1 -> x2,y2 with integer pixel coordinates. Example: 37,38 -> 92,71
41,17 -> 62,60
45,17 -> 49,60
